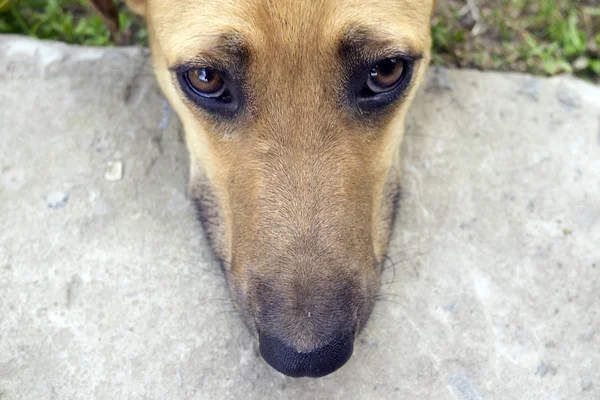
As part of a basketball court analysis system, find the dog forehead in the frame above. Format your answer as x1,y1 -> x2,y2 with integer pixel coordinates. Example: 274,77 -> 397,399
147,0 -> 434,65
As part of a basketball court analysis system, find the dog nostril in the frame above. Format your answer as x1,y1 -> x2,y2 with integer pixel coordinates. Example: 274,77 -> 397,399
258,332 -> 354,378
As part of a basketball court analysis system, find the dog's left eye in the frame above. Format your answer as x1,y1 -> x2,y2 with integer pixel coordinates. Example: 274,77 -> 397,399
185,68 -> 227,98
366,58 -> 404,93
350,56 -> 414,111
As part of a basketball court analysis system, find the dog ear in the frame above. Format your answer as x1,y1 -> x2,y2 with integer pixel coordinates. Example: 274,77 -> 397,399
120,0 -> 147,17
88,0 -> 120,36
88,0 -> 147,43
88,0 -> 148,28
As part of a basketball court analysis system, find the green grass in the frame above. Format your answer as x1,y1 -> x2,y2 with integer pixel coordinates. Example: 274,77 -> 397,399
1,0 -> 599,80
0,0 -> 146,46
432,0 -> 600,80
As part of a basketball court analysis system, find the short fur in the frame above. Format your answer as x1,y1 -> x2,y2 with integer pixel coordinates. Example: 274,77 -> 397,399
92,0 -> 436,365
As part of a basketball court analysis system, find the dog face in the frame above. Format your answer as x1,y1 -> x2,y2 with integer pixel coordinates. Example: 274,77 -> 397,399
92,0 -> 435,377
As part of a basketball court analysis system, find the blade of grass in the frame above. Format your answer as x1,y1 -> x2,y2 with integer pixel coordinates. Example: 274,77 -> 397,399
8,3 -> 31,35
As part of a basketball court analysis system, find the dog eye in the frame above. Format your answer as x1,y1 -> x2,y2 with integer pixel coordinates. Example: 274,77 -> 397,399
365,58 -> 404,93
349,55 -> 414,112
184,68 -> 226,98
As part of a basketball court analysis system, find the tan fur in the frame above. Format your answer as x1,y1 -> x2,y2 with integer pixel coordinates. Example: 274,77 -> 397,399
91,0 -> 435,354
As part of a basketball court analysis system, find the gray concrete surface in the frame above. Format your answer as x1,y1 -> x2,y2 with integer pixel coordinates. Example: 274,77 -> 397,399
0,35 -> 599,399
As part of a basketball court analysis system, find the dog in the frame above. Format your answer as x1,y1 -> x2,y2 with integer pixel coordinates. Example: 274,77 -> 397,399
91,0 -> 437,378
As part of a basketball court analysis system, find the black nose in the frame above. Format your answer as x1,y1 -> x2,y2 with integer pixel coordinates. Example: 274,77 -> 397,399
258,331 -> 354,378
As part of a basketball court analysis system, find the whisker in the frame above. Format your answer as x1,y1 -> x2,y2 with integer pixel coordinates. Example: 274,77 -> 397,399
235,326 -> 255,347
386,247 -> 430,257
373,297 -> 402,306
201,297 -> 235,303
374,292 -> 402,299
214,309 -> 239,318
193,265 -> 225,278
404,132 -> 453,141
380,254 -> 397,294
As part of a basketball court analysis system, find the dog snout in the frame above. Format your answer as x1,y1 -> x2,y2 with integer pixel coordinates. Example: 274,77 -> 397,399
244,270 -> 367,377
259,330 -> 354,378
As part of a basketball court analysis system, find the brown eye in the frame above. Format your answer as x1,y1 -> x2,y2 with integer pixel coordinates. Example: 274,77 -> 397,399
186,68 -> 226,98
366,58 -> 405,93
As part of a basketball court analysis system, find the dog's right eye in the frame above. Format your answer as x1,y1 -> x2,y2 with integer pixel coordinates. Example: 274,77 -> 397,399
185,68 -> 226,98
349,55 -> 415,113
176,67 -> 240,117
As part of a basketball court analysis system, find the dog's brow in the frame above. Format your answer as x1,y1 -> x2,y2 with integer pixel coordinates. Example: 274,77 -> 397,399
339,25 -> 423,62
168,31 -> 248,73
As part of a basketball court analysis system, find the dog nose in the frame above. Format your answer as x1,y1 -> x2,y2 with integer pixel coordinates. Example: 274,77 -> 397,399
258,331 -> 354,378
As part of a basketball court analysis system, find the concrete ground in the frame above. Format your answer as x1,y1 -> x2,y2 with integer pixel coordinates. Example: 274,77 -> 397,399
0,36 -> 598,400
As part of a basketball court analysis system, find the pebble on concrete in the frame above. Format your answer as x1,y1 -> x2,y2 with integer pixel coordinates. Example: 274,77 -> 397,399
105,160 -> 124,181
